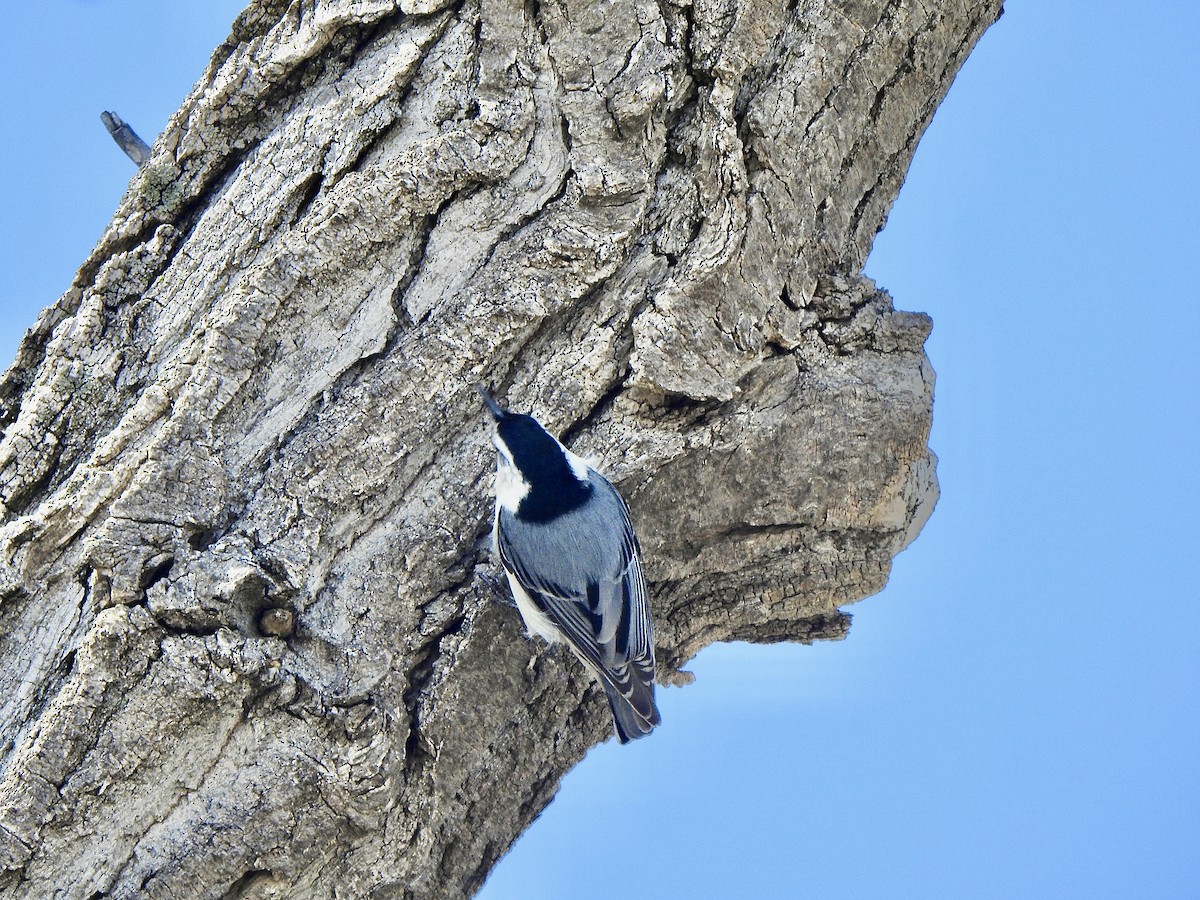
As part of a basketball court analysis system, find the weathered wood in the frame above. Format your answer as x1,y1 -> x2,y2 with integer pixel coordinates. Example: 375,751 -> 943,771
0,0 -> 1000,896
101,111 -> 153,167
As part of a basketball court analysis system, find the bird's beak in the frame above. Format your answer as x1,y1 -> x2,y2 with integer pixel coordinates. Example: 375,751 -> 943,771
475,382 -> 507,421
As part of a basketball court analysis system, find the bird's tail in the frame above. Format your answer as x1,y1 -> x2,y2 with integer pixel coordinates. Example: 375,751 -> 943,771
603,676 -> 661,744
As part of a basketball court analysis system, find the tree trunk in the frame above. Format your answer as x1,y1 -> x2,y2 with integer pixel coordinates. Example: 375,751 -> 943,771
0,0 -> 1000,896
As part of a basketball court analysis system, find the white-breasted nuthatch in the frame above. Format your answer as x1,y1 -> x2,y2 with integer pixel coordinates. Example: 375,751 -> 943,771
477,384 -> 660,743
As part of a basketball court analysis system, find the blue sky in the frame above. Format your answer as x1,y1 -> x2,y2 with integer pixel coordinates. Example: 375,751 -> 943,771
3,3 -> 1198,898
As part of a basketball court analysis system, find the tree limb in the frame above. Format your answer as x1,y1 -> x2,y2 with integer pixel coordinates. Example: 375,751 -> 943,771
0,0 -> 1001,896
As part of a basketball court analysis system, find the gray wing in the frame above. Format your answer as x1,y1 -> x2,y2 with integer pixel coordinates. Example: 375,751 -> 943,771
497,479 -> 658,732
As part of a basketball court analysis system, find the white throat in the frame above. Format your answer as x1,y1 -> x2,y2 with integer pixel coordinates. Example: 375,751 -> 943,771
494,447 -> 530,514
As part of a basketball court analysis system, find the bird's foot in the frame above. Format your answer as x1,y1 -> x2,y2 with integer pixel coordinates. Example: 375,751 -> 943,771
478,568 -> 516,608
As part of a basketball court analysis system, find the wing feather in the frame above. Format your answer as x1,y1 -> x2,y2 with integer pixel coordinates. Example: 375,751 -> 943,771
497,488 -> 657,726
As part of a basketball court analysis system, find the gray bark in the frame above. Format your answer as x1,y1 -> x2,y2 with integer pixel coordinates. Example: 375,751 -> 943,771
0,0 -> 1000,896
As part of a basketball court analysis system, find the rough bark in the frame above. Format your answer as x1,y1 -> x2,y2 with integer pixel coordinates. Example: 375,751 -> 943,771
0,0 -> 999,896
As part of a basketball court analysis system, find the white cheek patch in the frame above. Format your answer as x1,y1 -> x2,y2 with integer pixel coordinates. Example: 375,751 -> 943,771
563,446 -> 593,483
495,457 -> 530,513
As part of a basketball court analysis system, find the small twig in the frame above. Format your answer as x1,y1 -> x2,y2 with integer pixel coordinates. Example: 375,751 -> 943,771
100,111 -> 151,167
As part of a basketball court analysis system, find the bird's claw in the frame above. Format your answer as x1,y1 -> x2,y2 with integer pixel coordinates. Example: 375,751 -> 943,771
478,568 -> 516,608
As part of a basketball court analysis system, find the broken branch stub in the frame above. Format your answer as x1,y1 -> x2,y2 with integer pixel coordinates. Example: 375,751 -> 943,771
101,110 -> 152,167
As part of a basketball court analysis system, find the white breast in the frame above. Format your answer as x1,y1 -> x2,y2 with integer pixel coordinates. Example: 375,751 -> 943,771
505,571 -> 564,644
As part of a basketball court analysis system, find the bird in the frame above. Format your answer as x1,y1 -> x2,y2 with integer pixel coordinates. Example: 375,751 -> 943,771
476,383 -> 660,743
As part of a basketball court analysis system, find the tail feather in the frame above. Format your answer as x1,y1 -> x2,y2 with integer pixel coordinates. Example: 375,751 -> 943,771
604,679 -> 661,744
